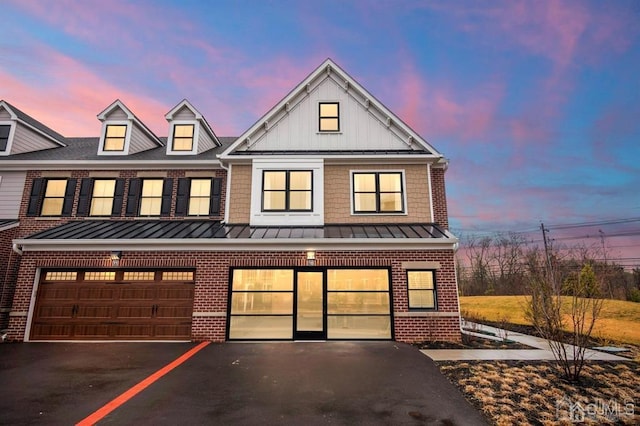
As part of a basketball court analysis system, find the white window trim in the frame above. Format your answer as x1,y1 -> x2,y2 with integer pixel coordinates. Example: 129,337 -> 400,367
317,101 -> 342,134
98,121 -> 132,155
0,121 -> 17,156
250,159 -> 324,226
349,169 -> 408,216
166,120 -> 200,155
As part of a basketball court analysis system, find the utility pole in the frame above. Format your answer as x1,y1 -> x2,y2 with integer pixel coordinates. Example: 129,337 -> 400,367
541,223 -> 555,288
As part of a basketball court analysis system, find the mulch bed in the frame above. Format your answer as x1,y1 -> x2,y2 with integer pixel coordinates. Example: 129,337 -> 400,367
418,332 -> 534,350
437,360 -> 640,425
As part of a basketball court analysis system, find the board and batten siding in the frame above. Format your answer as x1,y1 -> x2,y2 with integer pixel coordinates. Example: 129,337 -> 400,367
242,76 -> 415,152
0,171 -> 27,218
9,124 -> 59,155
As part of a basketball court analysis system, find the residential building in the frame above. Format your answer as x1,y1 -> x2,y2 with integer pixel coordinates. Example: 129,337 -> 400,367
0,59 -> 461,342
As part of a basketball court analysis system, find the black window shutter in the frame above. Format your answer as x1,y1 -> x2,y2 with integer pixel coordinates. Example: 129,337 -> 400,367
210,177 -> 222,215
76,178 -> 94,217
27,178 -> 44,217
112,178 -> 125,217
175,178 -> 191,216
160,178 -> 173,217
125,178 -> 141,217
61,179 -> 76,217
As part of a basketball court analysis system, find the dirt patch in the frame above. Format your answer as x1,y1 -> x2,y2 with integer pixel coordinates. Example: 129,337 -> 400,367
438,360 -> 640,425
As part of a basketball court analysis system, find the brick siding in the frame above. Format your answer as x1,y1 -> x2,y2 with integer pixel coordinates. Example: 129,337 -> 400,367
8,249 -> 461,343
430,166 -> 449,230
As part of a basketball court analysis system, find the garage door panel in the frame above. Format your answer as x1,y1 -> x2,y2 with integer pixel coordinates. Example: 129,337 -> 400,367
36,305 -> 75,319
39,286 -> 77,300
31,324 -> 73,339
74,324 -> 111,338
156,306 -> 193,319
157,287 -> 194,300
76,305 -> 113,319
154,324 -> 192,338
114,324 -> 154,338
78,287 -> 116,300
120,287 -> 156,300
117,306 -> 154,319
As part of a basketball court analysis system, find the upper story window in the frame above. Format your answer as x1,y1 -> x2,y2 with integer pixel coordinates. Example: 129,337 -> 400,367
262,170 -> 312,212
90,180 -> 117,216
0,125 -> 10,152
319,102 -> 339,132
172,124 -> 194,151
27,178 -> 76,217
175,177 -> 222,217
139,179 -> 164,216
407,270 -> 436,309
103,124 -> 127,151
41,179 -> 67,216
352,172 -> 404,214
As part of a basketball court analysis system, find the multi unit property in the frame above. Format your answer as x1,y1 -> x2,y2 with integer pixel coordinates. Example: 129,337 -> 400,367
0,59 -> 461,342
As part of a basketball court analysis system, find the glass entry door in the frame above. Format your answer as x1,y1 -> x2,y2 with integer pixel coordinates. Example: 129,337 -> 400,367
295,271 -> 325,339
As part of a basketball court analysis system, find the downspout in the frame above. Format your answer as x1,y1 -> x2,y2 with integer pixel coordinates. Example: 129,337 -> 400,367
218,158 -> 231,224
12,243 -> 23,256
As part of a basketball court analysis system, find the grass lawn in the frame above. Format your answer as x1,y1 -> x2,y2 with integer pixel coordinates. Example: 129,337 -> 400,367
460,296 -> 640,346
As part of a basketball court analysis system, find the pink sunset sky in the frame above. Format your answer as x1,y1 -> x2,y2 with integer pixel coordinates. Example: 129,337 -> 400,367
2,0 -> 639,268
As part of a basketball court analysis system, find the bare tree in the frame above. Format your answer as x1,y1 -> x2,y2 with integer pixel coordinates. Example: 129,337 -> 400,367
526,263 -> 603,382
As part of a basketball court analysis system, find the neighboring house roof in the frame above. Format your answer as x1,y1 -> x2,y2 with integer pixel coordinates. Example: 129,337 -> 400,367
0,137 -> 236,163
97,99 -> 164,147
0,219 -> 20,232
0,100 -> 66,146
220,58 -> 443,159
16,220 -> 456,251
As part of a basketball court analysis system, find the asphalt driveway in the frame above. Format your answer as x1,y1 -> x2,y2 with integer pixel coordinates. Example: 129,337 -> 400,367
0,341 -> 486,425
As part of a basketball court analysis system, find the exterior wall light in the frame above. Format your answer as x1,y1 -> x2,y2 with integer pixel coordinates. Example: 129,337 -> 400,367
110,251 -> 122,266
306,250 -> 316,266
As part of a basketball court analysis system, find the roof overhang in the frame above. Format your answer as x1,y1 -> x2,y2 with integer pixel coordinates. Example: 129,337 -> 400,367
0,160 -> 223,171
14,237 -> 458,252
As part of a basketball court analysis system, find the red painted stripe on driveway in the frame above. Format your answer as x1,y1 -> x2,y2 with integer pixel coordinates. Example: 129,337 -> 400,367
76,341 -> 210,426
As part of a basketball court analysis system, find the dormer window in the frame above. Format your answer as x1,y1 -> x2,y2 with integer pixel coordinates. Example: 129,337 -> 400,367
104,124 -> 127,151
0,125 -> 10,151
172,124 -> 194,151
319,102 -> 339,132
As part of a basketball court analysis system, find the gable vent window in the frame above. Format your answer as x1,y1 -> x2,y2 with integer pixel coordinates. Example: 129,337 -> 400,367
0,125 -> 10,151
104,124 -> 127,151
319,102 -> 340,132
172,124 -> 194,151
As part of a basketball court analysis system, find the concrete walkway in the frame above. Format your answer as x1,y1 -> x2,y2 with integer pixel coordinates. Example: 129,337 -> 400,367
421,322 -> 629,361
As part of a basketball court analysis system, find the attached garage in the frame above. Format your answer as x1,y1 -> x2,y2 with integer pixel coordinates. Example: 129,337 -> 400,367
30,269 -> 195,340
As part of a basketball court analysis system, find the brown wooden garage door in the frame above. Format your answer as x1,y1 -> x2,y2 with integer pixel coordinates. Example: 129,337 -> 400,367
31,270 -> 195,340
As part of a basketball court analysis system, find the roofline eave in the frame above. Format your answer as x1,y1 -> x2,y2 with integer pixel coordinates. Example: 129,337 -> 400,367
0,159 -> 223,170
14,237 -> 458,252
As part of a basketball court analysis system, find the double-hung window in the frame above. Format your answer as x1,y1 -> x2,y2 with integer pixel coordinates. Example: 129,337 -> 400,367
103,124 -> 127,151
319,102 -> 339,132
139,179 -> 164,216
0,125 -> 10,152
353,172 -> 404,213
172,124 -> 194,151
90,180 -> 116,216
262,171 -> 312,212
188,178 -> 211,215
407,270 -> 436,309
41,179 -> 68,216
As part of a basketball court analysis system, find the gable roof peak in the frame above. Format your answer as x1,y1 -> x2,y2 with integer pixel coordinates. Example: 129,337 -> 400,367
0,99 -> 66,146
96,99 -> 162,146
